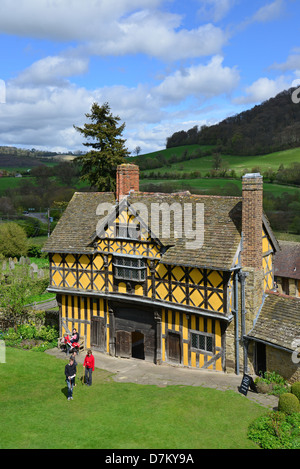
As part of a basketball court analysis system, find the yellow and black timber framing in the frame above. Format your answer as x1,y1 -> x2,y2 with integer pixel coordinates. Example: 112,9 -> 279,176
43,168 -> 280,375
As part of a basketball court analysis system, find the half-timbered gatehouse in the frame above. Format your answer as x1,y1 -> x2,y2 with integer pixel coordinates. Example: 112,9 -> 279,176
43,164 -> 299,378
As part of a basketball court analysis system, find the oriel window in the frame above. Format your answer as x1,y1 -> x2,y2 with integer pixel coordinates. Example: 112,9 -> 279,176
113,256 -> 146,282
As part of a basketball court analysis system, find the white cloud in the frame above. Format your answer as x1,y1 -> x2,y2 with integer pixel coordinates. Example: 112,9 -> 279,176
251,0 -> 284,23
271,49 -> 300,72
0,0 -> 160,41
0,0 -> 228,61
197,0 -> 237,22
14,56 -> 89,86
0,1 -> 228,62
234,76 -> 290,104
0,59 -> 231,153
154,56 -> 240,103
84,12 -> 227,61
0,82 -> 95,150
235,0 -> 285,33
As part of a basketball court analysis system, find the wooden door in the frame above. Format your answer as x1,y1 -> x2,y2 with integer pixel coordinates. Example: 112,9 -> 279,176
168,332 -> 181,363
116,330 -> 132,358
91,317 -> 106,352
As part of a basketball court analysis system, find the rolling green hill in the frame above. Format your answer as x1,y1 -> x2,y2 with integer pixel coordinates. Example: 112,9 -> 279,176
131,145 -> 300,177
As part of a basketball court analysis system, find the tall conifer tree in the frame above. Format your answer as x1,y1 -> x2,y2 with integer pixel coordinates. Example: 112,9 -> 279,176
74,102 -> 129,191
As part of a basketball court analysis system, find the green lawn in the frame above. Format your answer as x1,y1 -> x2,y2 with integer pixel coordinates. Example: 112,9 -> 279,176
0,348 -> 266,449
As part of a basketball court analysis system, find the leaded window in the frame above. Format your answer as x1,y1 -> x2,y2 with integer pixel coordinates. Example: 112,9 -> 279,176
113,256 -> 146,282
191,332 -> 213,352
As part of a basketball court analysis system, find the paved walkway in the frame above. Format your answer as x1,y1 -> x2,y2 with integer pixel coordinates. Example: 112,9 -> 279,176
46,348 -> 278,410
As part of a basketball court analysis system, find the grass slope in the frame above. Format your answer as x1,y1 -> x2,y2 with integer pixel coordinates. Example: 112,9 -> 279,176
140,177 -> 300,197
0,348 -> 265,449
134,145 -> 300,198
133,145 -> 300,175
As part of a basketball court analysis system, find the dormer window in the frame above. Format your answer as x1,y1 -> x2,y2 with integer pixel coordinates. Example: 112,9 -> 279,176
113,256 -> 146,281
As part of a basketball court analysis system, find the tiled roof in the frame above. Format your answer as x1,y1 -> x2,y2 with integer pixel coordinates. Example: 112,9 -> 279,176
43,190 -> 243,270
247,292 -> 300,351
274,240 -> 300,280
42,192 -> 116,254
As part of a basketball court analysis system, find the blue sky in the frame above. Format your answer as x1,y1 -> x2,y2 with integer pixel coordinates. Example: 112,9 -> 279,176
0,0 -> 299,154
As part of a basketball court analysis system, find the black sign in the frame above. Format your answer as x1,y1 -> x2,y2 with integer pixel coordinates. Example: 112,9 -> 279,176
239,374 -> 257,396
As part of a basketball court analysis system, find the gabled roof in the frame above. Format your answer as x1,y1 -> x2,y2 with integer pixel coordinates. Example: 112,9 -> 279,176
42,189 -> 275,271
127,192 -> 242,270
274,240 -> 300,280
42,192 -> 116,254
247,291 -> 300,352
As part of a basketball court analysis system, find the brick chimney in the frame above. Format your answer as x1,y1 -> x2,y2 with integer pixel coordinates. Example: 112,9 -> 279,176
241,173 -> 263,270
116,164 -> 139,201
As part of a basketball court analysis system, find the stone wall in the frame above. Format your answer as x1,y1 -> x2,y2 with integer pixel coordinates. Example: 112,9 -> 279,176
266,345 -> 300,383
225,268 -> 264,375
276,276 -> 299,297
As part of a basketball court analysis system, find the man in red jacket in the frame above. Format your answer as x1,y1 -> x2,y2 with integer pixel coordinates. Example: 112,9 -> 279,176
83,349 -> 95,386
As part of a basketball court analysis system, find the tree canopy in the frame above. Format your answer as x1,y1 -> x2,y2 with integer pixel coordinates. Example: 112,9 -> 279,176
74,102 -> 129,191
166,87 -> 300,156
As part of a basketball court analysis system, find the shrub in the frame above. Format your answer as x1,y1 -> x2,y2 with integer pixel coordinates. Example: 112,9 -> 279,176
28,244 -> 42,258
291,382 -> 300,401
37,325 -> 58,342
255,371 -> 288,396
278,393 -> 300,415
17,324 -> 37,340
2,324 -> 58,350
248,411 -> 300,449
0,222 -> 28,258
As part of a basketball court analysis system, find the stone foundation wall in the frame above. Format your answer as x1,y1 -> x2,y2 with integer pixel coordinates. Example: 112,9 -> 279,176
266,346 -> 300,383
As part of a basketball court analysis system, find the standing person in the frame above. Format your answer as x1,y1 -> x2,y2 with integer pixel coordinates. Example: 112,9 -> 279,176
65,357 -> 76,400
83,349 -> 95,386
70,350 -> 78,386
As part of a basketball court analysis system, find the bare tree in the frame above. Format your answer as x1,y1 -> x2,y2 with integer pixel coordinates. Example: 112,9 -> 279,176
133,146 -> 141,157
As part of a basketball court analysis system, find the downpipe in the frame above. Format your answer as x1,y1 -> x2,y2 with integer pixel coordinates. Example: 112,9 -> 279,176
239,271 -> 249,374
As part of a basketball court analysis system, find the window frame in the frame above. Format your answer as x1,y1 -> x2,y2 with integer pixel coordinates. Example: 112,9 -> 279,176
113,255 -> 147,282
190,331 -> 214,353
115,223 -> 141,240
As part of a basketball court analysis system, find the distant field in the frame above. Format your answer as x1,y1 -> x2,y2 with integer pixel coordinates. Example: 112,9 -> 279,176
137,145 -> 300,177
140,177 -> 300,198
0,176 -> 36,195
1,145 -> 299,199
130,144 -> 211,162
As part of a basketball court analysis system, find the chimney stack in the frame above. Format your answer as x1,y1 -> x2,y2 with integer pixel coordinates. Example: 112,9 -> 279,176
116,164 -> 139,201
241,173 -> 263,270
